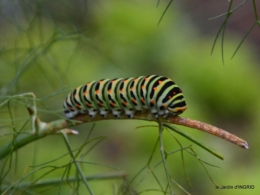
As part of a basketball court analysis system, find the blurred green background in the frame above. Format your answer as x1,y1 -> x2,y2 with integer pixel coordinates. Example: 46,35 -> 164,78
0,0 -> 259,194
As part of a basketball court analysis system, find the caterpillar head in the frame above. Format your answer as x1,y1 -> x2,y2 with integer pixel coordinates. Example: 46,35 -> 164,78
167,99 -> 187,116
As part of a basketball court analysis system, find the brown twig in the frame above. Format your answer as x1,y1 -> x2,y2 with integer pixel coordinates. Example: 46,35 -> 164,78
73,112 -> 249,149
0,112 -> 248,161
167,116 -> 249,149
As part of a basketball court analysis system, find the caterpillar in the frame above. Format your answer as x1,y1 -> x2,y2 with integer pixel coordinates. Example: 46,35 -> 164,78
63,75 -> 187,119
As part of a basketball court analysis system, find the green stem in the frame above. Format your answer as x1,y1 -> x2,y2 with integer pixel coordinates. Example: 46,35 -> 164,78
158,122 -> 174,195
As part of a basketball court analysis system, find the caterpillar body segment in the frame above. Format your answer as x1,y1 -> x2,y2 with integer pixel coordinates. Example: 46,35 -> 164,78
104,78 -> 124,118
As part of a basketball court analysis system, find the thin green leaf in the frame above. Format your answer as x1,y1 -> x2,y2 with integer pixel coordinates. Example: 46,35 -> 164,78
61,132 -> 94,195
252,0 -> 259,21
211,0 -> 234,64
211,20 -> 225,55
163,123 -> 224,160
156,0 -> 161,7
157,0 -> 173,25
209,0 -> 248,20
167,130 -> 192,188
184,149 -> 221,168
125,138 -> 160,194
170,178 -> 191,195
231,22 -> 256,59
190,148 -> 218,186
158,122 -> 173,194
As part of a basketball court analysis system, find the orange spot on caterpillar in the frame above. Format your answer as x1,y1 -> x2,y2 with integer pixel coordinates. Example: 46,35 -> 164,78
176,106 -> 187,112
141,98 -> 145,103
98,102 -> 103,106
141,85 -> 144,89
153,87 -> 157,91
110,102 -> 115,107
76,104 -> 81,109
163,104 -> 167,108
151,99 -> 155,104
168,96 -> 172,99
132,98 -> 137,103
158,80 -> 162,84
122,101 -> 127,106
95,90 -> 99,94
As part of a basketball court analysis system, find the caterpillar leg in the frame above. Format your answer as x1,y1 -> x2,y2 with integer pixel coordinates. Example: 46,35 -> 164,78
100,109 -> 109,117
113,114 -> 121,118
79,110 -> 87,114
126,113 -> 134,118
112,109 -> 122,118
125,109 -> 135,118
88,109 -> 98,118
64,110 -> 78,118
150,108 -> 159,118
89,114 -> 96,118
163,114 -> 168,118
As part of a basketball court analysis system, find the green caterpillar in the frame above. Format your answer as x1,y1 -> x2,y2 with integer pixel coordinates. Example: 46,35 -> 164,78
64,75 -> 187,119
